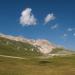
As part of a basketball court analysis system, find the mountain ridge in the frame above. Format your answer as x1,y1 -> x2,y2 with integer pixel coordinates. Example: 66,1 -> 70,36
0,33 -> 74,56
0,33 -> 56,54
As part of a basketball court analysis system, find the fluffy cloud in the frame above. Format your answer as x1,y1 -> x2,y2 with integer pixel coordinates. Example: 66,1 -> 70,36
51,24 -> 58,30
63,34 -> 67,37
61,33 -> 68,39
44,13 -> 55,24
73,33 -> 75,36
20,8 -> 37,26
67,28 -> 73,32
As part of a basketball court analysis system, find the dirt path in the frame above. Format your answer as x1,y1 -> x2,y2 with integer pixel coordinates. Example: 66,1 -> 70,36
0,55 -> 26,59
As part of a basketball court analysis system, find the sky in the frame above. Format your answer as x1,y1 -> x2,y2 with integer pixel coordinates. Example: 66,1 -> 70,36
0,0 -> 75,50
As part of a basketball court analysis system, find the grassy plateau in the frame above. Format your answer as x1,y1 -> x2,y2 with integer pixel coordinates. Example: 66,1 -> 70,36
0,55 -> 75,75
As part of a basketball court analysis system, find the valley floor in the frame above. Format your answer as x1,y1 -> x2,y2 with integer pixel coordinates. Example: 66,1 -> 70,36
0,55 -> 75,75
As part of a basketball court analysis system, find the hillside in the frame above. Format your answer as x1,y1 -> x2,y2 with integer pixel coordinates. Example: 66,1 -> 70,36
0,33 -> 74,57
0,33 -> 56,54
0,37 -> 42,57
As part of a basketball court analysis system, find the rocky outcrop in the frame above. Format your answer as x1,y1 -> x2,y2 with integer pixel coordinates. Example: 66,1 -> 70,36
31,39 -> 55,54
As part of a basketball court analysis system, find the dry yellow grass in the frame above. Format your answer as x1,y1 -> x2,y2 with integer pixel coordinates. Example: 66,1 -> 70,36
0,55 -> 75,75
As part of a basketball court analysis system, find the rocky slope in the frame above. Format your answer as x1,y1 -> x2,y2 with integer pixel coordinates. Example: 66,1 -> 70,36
0,33 -> 74,56
0,33 -> 56,54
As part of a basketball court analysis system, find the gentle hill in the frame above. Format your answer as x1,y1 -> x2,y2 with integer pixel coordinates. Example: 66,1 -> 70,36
50,48 -> 74,54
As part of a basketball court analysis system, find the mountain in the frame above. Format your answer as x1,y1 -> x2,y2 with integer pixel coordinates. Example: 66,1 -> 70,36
0,33 -> 56,54
0,33 -> 74,57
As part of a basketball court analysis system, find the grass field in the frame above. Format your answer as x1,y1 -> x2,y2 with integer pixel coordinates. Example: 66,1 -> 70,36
0,55 -> 75,75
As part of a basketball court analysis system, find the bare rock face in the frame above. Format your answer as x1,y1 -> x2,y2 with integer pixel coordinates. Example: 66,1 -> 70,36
31,39 -> 56,54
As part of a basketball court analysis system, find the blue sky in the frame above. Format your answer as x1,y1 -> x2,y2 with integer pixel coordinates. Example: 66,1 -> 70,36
0,0 -> 75,50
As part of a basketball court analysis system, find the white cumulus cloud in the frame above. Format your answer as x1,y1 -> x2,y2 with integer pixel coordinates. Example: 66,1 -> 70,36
63,33 -> 68,37
67,28 -> 73,32
51,24 -> 58,30
20,8 -> 37,26
44,13 -> 55,24
73,33 -> 75,36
